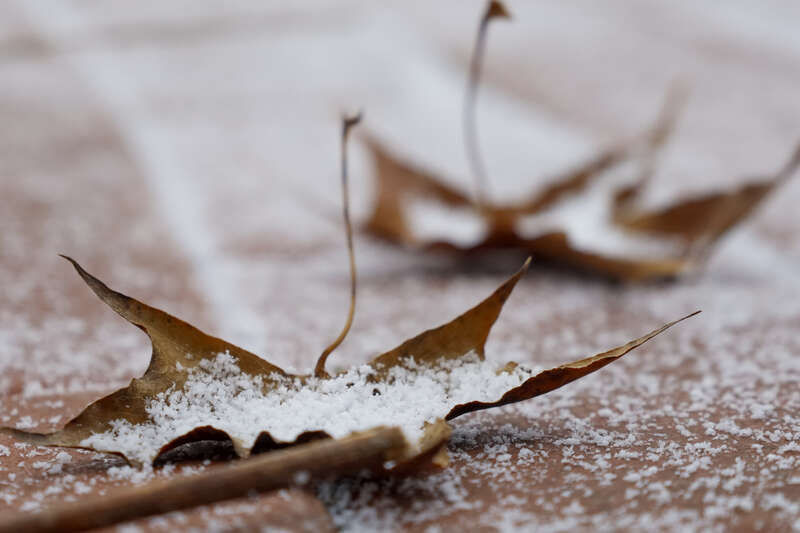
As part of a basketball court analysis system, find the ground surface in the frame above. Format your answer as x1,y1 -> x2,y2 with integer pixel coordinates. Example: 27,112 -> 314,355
1,1 -> 799,531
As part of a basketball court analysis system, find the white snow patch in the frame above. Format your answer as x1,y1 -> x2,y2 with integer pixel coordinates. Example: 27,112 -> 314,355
81,352 -> 537,464
408,200 -> 487,248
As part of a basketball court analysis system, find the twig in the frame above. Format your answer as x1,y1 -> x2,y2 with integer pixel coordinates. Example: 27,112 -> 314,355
0,427 -> 405,533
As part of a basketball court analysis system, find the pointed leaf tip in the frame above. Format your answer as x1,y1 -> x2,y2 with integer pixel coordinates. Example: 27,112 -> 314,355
57,255 -> 134,320
58,254 -> 82,271
0,427 -> 49,446
369,260 -> 527,369
778,141 -> 800,182
446,309 -> 700,420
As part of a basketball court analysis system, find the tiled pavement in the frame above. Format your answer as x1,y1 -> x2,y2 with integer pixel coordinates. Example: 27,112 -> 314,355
1,1 -> 799,531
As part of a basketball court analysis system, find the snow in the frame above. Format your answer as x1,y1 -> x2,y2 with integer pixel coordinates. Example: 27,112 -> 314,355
514,159 -> 685,259
81,352 -> 538,464
1,0 -> 800,530
409,201 -> 487,248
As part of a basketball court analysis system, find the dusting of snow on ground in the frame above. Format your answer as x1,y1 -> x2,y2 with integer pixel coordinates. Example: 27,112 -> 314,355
2,0 -> 800,530
81,352 -> 537,464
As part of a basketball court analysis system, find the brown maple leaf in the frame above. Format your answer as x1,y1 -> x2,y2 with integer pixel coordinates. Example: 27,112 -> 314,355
364,0 -> 800,282
1,114 -> 698,469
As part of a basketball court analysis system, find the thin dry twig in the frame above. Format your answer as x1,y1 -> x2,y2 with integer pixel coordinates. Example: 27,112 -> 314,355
0,427 -> 405,533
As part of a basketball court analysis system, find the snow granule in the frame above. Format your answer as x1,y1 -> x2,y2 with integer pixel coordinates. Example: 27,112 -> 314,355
14,416 -> 35,430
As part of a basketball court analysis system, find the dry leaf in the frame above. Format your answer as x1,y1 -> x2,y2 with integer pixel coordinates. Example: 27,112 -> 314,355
364,1 -> 800,282
612,143 -> 800,256
1,256 -> 697,467
2,113 -> 698,470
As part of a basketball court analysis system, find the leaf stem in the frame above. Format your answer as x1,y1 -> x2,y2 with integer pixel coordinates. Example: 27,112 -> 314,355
463,0 -> 510,209
315,112 -> 362,378
0,427 -> 405,533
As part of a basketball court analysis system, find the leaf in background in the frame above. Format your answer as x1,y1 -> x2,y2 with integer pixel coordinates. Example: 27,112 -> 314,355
364,0 -> 800,281
612,143 -> 800,258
